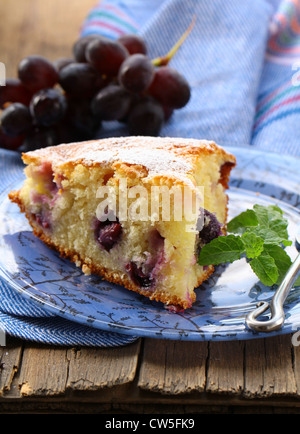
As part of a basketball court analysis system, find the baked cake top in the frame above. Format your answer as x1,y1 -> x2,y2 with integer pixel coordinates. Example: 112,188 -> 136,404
22,136 -> 236,183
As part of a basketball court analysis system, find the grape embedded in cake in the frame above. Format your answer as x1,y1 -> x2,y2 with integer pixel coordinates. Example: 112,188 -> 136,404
9,136 -> 236,310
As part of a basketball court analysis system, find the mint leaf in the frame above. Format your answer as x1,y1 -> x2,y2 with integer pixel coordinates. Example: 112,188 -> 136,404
263,244 -> 293,284
249,253 -> 279,286
251,226 -> 292,246
198,235 -> 245,266
251,204 -> 291,246
226,204 -> 291,245
227,209 -> 258,234
198,204 -> 296,289
253,204 -> 283,224
263,246 -> 300,286
241,232 -> 264,259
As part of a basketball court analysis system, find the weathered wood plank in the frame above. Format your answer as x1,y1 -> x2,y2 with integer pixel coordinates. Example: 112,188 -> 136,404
206,341 -> 244,395
16,344 -> 69,397
12,339 -> 141,397
244,335 -> 297,398
66,339 -> 141,391
138,339 -> 208,394
291,335 -> 300,395
5,335 -> 298,399
263,335 -> 297,396
243,337 -> 265,397
0,340 -> 23,396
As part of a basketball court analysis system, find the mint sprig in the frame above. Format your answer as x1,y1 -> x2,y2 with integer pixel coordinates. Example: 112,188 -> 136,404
198,204 -> 300,287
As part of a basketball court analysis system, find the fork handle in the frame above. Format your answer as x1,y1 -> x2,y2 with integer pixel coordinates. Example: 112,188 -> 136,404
246,252 -> 300,333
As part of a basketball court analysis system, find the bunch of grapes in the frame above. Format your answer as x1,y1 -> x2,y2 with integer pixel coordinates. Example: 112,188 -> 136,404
0,33 -> 191,152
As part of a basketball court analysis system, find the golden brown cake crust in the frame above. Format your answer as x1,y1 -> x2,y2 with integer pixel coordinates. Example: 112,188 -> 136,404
22,136 -> 236,185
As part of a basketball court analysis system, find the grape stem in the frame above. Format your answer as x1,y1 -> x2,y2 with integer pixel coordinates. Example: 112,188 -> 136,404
152,15 -> 196,67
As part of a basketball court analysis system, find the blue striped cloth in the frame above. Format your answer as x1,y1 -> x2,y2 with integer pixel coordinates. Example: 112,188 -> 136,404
81,0 -> 300,157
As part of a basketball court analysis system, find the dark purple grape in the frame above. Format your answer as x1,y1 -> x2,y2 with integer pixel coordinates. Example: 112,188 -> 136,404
118,54 -> 154,94
53,57 -> 75,72
0,78 -> 33,108
98,222 -> 122,251
59,63 -> 106,99
199,209 -> 223,245
86,38 -> 129,77
148,66 -> 191,109
1,103 -> 32,137
54,120 -> 78,144
126,261 -> 153,288
66,98 -> 101,139
117,34 -> 147,55
30,88 -> 67,127
73,35 -> 103,63
19,127 -> 58,152
94,218 -> 122,252
127,97 -> 164,136
163,105 -> 173,121
55,117 -> 90,144
91,84 -> 134,121
0,126 -> 24,151
18,55 -> 59,92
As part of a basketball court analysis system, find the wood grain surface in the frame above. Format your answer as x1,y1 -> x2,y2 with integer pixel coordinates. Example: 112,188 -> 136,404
0,0 -> 300,414
2,335 -> 300,413
0,0 -> 97,78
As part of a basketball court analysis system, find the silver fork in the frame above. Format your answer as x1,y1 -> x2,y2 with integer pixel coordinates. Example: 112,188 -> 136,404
246,226 -> 300,333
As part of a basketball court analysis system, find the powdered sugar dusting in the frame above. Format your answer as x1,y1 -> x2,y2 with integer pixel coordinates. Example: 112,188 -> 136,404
72,138 -> 195,175
116,148 -> 192,173
25,136 -> 229,186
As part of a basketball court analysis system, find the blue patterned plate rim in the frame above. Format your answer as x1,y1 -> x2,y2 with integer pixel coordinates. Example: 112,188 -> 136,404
0,146 -> 300,341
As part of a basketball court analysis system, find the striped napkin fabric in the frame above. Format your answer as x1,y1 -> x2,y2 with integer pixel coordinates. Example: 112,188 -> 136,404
81,0 -> 300,157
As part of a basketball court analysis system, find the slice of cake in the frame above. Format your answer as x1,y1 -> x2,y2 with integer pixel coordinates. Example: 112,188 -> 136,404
9,136 -> 236,310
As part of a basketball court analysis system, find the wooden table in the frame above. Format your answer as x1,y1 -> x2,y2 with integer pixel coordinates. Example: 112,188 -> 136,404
1,335 -> 300,413
1,0 -> 300,415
